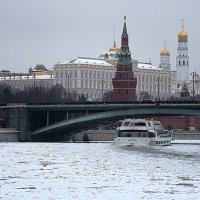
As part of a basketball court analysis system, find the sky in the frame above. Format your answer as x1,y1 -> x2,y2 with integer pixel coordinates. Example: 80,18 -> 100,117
0,0 -> 200,73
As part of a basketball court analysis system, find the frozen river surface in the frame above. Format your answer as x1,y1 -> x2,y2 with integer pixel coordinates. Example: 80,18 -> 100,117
0,142 -> 200,200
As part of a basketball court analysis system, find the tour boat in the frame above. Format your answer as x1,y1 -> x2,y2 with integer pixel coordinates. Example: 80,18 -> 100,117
114,118 -> 172,146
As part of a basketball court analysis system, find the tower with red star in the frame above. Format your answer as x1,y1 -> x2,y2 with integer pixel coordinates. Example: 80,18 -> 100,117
112,16 -> 137,102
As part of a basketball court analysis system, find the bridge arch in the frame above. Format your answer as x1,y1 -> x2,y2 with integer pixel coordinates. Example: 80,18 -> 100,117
32,106 -> 200,141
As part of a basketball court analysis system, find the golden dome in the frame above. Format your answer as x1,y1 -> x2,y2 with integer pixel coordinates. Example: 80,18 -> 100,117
109,42 -> 120,53
178,20 -> 188,41
160,49 -> 170,56
160,41 -> 170,56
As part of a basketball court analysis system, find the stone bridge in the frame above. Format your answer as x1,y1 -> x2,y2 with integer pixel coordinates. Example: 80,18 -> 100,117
1,103 -> 200,141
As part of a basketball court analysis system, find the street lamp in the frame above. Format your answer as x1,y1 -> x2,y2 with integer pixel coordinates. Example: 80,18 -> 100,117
101,80 -> 105,101
67,73 -> 70,101
156,77 -> 160,101
191,71 -> 196,100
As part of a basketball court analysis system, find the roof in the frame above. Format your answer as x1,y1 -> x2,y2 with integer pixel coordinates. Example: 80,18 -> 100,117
34,64 -> 47,71
57,57 -> 114,67
137,63 -> 162,71
0,75 -> 54,81
99,51 -> 119,60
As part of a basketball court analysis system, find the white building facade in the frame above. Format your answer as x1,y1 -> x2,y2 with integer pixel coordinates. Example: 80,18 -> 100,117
0,74 -> 54,91
54,57 -> 116,101
133,62 -> 175,100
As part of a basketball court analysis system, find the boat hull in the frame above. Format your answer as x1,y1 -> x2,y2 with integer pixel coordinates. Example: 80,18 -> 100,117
114,136 -> 172,146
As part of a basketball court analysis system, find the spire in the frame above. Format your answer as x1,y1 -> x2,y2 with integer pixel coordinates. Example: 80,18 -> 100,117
122,16 -> 128,36
164,41 -> 166,50
113,24 -> 116,47
181,19 -> 184,31
118,16 -> 132,65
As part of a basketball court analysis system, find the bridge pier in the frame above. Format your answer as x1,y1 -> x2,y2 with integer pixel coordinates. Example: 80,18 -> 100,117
0,105 -> 31,142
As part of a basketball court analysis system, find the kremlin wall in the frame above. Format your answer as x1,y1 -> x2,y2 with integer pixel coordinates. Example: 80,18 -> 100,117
1,17 -> 200,131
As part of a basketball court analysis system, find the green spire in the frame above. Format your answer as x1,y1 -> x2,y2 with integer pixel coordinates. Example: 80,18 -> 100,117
181,83 -> 189,93
122,16 -> 128,36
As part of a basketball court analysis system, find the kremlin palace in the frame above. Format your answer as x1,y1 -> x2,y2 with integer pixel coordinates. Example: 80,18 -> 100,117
0,18 -> 195,101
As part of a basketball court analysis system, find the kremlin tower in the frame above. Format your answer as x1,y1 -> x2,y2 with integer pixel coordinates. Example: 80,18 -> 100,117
176,20 -> 189,81
112,16 -> 137,102
160,41 -> 170,70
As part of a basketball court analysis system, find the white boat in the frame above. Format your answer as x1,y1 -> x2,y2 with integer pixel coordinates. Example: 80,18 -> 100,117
114,118 -> 172,146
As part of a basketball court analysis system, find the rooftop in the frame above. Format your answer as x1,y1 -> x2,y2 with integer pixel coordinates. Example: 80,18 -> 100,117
0,74 -> 53,81
137,62 -> 162,71
56,57 -> 114,66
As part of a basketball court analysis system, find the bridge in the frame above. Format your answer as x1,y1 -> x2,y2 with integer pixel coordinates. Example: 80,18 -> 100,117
1,103 -> 200,141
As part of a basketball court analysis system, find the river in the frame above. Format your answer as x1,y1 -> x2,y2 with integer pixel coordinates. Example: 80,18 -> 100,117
0,142 -> 200,199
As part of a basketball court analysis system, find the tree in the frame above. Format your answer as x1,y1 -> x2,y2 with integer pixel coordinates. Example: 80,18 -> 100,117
103,91 -> 113,102
78,94 -> 87,102
0,84 -> 12,103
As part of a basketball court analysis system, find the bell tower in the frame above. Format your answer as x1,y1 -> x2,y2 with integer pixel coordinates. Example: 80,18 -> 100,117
112,16 -> 137,102
160,41 -> 170,70
176,20 -> 189,81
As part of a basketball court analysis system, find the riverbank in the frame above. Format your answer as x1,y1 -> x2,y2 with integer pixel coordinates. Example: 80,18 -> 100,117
72,130 -> 200,142
1,128 -> 200,142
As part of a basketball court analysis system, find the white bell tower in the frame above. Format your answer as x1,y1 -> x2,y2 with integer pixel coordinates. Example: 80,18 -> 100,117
160,41 -> 170,70
176,20 -> 189,81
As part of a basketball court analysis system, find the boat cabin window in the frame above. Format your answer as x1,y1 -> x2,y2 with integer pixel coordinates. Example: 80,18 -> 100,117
153,121 -> 162,131
149,132 -> 155,138
122,121 -> 131,126
134,122 -> 146,126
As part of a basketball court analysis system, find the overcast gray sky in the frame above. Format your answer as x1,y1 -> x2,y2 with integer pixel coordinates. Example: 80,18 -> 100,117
0,0 -> 199,73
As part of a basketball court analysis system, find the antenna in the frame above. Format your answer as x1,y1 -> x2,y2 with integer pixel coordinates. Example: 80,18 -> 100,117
164,41 -> 167,50
181,19 -> 184,31
114,24 -> 116,47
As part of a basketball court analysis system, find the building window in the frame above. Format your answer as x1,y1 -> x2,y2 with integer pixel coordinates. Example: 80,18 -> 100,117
65,71 -> 69,78
85,71 -> 88,78
179,61 -> 181,65
89,81 -> 92,88
183,61 -> 185,65
74,70 -> 77,78
85,80 -> 88,88
138,74 -> 141,82
81,70 -> 84,78
89,71 -> 92,78
102,72 -> 104,79
142,75 -> 145,82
